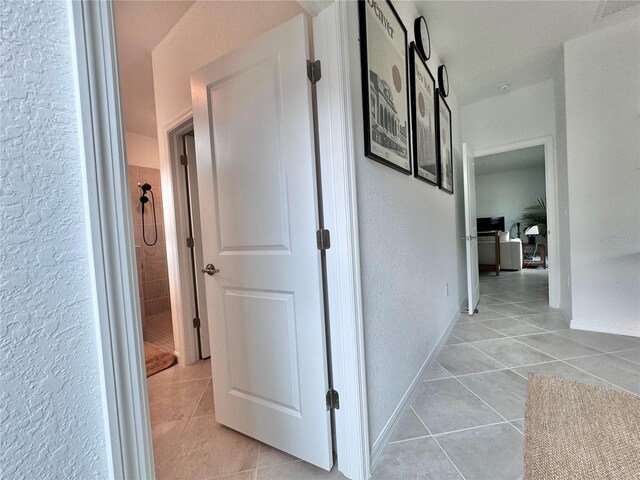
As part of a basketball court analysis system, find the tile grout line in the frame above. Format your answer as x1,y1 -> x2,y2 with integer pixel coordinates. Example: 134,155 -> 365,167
149,375 -> 213,387
460,339 -> 513,370
457,319 -> 633,370
468,333 -> 616,366
505,338 -> 638,395
449,373 -> 525,438
431,420 -> 513,438
410,406 -> 467,480
462,317 -> 637,361
387,434 -> 432,445
535,331 -> 640,355
452,293 -> 638,417
201,466 -> 259,480
608,348 -> 640,366
188,377 -> 212,419
556,359 -> 638,397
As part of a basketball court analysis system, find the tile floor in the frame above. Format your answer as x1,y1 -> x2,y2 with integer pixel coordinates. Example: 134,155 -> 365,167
147,269 -> 639,480
147,359 -> 346,480
144,310 -> 175,352
374,269 -> 639,480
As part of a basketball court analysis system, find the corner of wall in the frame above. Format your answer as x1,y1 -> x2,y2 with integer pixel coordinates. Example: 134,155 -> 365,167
552,47 -> 572,319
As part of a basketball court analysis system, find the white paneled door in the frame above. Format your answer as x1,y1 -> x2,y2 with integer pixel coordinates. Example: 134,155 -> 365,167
191,15 -> 332,470
463,143 -> 480,315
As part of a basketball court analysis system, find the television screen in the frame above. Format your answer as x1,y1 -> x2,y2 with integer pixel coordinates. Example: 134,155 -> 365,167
477,216 -> 505,232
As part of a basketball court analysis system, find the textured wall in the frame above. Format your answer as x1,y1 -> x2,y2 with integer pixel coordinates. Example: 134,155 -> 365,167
0,1 -> 109,478
346,1 -> 466,447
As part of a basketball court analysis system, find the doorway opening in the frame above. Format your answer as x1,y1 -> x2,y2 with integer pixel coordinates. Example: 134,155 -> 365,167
111,1 -> 352,478
475,144 -> 550,304
468,136 -> 561,309
76,1 -> 368,478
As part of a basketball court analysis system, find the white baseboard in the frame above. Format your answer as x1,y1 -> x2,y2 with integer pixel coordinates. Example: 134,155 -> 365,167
570,320 -> 640,338
369,305 -> 461,470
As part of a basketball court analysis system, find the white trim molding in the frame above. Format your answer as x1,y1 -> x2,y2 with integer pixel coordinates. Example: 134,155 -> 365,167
570,321 -> 640,338
70,1 -> 154,478
314,2 -> 370,479
475,136 -> 561,308
158,109 -> 201,365
368,306 -> 459,470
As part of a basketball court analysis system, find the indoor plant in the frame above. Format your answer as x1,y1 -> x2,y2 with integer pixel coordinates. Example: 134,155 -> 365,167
521,198 -> 547,234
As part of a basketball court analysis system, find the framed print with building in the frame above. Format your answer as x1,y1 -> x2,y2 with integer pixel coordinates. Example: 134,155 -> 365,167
436,90 -> 454,193
410,43 -> 438,186
359,0 -> 411,174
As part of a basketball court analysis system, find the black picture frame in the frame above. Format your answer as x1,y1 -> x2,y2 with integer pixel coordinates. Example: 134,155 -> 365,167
358,0 -> 411,175
409,43 -> 438,186
435,89 -> 454,194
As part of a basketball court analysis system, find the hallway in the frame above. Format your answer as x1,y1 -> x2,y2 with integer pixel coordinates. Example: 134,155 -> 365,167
146,269 -> 638,479
372,269 -> 639,479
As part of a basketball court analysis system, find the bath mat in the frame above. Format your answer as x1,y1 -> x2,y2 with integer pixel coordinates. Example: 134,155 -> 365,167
144,341 -> 176,377
525,373 -> 640,479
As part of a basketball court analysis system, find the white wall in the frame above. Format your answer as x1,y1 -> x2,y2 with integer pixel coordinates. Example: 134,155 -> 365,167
462,80 -> 556,151
345,1 -> 466,451
152,0 -> 306,134
552,51 -> 572,316
476,165 -> 546,239
125,131 -> 160,168
564,18 -> 640,336
0,1 -> 109,477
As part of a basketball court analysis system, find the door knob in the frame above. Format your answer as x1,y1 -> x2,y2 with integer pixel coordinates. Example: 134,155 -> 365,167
202,264 -> 220,276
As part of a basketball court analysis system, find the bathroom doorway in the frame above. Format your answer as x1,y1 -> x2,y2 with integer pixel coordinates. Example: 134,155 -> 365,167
128,152 -> 176,358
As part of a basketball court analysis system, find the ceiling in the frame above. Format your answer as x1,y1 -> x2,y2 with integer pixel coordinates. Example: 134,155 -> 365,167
476,145 -> 545,176
113,0 -> 640,136
114,0 -> 194,137
418,0 -> 640,105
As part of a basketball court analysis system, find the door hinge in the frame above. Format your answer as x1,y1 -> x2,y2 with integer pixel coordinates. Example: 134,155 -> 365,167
192,317 -> 201,328
326,389 -> 339,410
316,229 -> 331,250
186,237 -> 194,248
307,59 -> 321,84
180,154 -> 188,166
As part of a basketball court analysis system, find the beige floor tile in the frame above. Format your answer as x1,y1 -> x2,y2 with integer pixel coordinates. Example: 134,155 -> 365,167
389,407 -> 429,442
257,443 -> 300,469
203,471 -> 255,480
372,437 -> 461,479
153,419 -> 189,480
171,415 -> 259,479
193,379 -> 215,417
257,462 -> 345,479
148,377 -> 209,425
148,359 -> 212,386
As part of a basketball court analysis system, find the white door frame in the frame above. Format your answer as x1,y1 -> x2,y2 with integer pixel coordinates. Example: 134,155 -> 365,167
161,110 -> 207,364
70,1 -> 370,479
475,135 -> 560,308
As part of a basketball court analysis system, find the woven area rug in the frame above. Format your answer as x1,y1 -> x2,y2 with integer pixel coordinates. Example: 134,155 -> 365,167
144,341 -> 176,377
525,373 -> 640,480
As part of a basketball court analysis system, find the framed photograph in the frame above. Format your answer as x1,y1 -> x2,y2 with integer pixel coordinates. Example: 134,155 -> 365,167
359,0 -> 411,174
410,43 -> 438,186
436,90 -> 454,194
